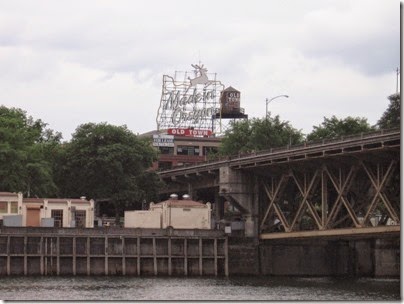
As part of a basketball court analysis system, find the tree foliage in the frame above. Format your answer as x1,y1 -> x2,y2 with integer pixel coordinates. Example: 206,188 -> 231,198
56,123 -> 161,220
377,93 -> 401,129
0,106 -> 61,197
307,116 -> 374,141
218,115 -> 304,156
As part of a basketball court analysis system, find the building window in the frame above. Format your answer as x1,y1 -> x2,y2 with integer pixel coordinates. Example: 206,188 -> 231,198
51,209 -> 63,228
159,147 -> 174,155
10,202 -> 18,214
0,202 -> 7,213
75,210 -> 86,228
177,146 -> 200,156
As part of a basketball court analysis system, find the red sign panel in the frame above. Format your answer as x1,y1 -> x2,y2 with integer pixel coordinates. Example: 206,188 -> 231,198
167,128 -> 212,137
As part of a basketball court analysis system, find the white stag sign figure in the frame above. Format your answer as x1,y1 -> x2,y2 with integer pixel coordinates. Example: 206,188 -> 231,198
188,64 -> 211,89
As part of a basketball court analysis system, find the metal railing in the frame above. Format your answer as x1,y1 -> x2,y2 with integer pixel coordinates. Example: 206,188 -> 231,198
158,128 -> 400,176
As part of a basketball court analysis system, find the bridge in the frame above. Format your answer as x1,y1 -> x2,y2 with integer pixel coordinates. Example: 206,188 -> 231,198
158,128 -> 400,241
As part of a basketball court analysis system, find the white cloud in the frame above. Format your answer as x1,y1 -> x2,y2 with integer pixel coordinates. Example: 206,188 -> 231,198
0,0 -> 399,140
298,0 -> 399,74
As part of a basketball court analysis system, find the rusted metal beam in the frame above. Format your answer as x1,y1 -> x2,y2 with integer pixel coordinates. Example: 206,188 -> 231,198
289,170 -> 320,231
362,160 -> 399,224
325,165 -> 358,228
260,225 -> 400,240
260,175 -> 288,230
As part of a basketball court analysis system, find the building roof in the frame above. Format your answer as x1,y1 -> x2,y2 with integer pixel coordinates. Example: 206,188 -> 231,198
154,197 -> 207,208
223,86 -> 240,92
0,192 -> 18,197
137,130 -> 167,137
23,198 -> 91,203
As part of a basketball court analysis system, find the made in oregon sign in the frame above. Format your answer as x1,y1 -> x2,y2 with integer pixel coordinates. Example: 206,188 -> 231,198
156,64 -> 225,132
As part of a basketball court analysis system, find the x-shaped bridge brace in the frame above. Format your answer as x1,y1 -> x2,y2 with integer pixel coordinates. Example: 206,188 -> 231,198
260,159 -> 399,233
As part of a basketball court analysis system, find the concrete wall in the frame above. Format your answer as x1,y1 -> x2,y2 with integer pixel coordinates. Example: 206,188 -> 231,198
226,236 -> 399,278
124,211 -> 161,228
0,228 -> 228,277
258,237 -> 400,278
164,206 -> 210,229
373,238 -> 400,277
228,238 -> 260,275
126,201 -> 212,230
259,239 -> 350,276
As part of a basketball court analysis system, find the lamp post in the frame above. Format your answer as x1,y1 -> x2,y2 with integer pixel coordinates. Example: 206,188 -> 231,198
266,95 -> 289,117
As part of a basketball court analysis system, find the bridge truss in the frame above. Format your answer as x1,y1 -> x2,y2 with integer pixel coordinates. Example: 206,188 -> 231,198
259,157 -> 400,236
158,129 -> 400,239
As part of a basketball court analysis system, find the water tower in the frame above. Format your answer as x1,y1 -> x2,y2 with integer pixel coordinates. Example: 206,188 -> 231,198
213,86 -> 248,132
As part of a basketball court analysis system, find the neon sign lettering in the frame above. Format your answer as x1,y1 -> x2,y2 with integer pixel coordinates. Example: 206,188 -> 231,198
156,64 -> 224,132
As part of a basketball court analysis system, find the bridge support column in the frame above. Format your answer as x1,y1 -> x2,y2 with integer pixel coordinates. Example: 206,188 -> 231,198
214,192 -> 224,225
219,166 -> 259,238
244,215 -> 259,238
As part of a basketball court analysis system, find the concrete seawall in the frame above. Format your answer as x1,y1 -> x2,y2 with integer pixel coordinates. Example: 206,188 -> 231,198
0,227 -> 228,276
1,227 -> 399,277
228,237 -> 400,278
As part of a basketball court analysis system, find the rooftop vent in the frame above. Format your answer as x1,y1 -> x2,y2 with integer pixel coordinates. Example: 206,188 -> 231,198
80,196 -> 86,201
169,194 -> 178,200
182,194 -> 191,200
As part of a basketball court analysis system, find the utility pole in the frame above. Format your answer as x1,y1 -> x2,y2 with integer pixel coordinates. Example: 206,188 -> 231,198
396,67 -> 400,94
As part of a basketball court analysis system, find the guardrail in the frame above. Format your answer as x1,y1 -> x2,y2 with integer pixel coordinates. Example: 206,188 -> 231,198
158,128 -> 400,177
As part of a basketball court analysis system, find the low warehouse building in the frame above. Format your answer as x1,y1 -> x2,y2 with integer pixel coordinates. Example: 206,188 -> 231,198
125,194 -> 211,229
0,192 -> 95,228
23,197 -> 95,228
0,192 -> 23,226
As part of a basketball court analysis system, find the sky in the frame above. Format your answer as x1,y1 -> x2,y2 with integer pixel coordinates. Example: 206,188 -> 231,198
0,0 -> 400,141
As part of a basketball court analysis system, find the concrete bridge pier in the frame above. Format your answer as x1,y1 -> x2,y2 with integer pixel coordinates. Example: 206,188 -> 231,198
219,166 -> 259,238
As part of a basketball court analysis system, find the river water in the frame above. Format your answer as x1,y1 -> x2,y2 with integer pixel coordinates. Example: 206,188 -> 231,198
0,276 -> 400,301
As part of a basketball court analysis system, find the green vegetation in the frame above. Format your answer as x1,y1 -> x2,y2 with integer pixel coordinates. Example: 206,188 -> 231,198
306,116 -> 374,142
219,115 -> 304,156
0,106 -> 61,197
56,123 -> 161,221
0,92 -> 400,214
214,93 -> 400,157
377,93 -> 401,129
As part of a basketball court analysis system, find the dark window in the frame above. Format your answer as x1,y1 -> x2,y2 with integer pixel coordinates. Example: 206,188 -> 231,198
177,146 -> 200,156
159,147 -> 174,155
75,210 -> 86,228
51,209 -> 63,227
0,202 -> 7,213
10,202 -> 18,213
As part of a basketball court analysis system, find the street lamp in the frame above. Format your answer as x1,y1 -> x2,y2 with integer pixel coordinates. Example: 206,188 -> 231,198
266,95 -> 289,117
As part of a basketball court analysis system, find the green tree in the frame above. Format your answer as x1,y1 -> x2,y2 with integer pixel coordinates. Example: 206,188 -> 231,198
307,116 -> 374,141
219,115 -> 304,156
0,106 -> 61,197
377,92 -> 401,129
58,122 -> 160,222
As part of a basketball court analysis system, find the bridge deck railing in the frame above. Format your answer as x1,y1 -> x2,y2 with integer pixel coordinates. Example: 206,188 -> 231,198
239,128 -> 400,158
158,128 -> 400,174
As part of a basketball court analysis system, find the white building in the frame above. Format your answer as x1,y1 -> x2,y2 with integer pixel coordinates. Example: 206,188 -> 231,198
23,197 -> 94,228
0,192 -> 94,228
0,192 -> 23,223
125,194 -> 211,229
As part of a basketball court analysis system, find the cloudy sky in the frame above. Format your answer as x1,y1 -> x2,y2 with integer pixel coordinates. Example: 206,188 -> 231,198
0,0 -> 400,141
